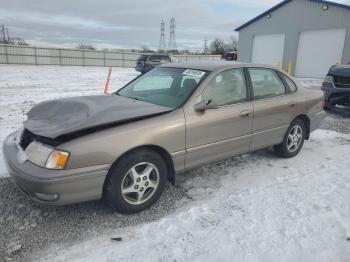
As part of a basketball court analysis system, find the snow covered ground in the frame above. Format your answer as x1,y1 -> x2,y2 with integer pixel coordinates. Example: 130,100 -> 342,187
37,129 -> 350,262
297,78 -> 323,90
0,65 -> 349,261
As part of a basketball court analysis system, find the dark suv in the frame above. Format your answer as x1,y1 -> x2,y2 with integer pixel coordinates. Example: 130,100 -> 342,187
135,54 -> 171,73
321,64 -> 350,117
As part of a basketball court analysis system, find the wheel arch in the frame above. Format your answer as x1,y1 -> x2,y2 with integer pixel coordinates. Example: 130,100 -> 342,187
102,145 -> 176,197
293,114 -> 310,140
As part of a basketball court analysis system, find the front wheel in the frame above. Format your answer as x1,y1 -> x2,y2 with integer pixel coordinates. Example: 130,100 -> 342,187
274,119 -> 306,158
104,149 -> 167,213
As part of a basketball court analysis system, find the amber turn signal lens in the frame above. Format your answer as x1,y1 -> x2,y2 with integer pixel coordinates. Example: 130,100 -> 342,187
45,150 -> 69,169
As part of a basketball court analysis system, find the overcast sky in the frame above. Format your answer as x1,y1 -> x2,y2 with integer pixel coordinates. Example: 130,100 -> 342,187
0,0 -> 349,50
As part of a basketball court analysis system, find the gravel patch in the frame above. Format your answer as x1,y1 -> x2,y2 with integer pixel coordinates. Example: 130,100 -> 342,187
0,176 -> 189,261
320,113 -> 350,134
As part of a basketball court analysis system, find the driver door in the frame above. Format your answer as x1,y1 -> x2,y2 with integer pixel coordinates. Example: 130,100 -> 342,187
184,68 -> 253,169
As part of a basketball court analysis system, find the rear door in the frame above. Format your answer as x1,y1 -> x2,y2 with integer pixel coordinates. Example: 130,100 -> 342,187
184,68 -> 253,169
247,67 -> 297,151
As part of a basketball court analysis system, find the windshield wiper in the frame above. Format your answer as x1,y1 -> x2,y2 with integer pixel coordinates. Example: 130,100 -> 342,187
114,93 -> 139,101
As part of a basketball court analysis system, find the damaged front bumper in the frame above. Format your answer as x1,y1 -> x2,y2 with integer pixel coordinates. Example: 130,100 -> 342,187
321,82 -> 350,117
2,132 -> 109,205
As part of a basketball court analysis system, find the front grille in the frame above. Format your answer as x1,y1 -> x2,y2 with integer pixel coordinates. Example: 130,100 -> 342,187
334,83 -> 350,88
19,129 -> 35,150
334,76 -> 350,88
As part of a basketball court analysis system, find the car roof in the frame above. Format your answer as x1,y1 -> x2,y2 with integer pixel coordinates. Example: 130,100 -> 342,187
160,61 -> 280,72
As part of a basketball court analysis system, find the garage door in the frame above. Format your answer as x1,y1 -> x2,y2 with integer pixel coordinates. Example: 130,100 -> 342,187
295,28 -> 346,78
252,34 -> 285,68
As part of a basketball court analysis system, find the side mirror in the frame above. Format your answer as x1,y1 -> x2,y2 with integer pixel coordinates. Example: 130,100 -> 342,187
194,99 -> 218,111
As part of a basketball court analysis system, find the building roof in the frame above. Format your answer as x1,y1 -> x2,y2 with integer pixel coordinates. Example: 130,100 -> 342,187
235,0 -> 350,31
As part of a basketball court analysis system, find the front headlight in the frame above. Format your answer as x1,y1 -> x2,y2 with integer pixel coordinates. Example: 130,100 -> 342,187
25,141 -> 69,169
45,150 -> 70,169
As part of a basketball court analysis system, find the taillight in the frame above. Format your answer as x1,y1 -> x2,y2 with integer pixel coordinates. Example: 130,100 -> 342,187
144,61 -> 149,68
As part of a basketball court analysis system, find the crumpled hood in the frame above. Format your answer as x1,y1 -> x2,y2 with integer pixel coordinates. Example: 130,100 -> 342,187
329,64 -> 350,78
24,95 -> 172,139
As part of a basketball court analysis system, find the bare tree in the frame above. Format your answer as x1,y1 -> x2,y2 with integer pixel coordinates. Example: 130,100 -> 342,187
11,37 -> 29,46
229,36 -> 238,51
140,45 -> 155,53
210,36 -> 238,57
76,44 -> 96,50
0,37 -> 29,46
210,38 -> 226,57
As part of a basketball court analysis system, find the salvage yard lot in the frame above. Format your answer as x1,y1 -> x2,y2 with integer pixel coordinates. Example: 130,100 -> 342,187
0,65 -> 350,261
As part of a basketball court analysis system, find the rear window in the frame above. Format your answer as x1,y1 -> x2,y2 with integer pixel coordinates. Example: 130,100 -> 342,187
149,55 -> 170,62
137,55 -> 148,61
149,55 -> 161,61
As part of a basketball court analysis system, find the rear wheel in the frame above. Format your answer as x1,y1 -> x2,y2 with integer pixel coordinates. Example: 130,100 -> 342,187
104,149 -> 167,213
274,119 -> 306,158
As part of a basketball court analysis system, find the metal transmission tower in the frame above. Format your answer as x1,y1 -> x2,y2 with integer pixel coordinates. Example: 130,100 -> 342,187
158,20 -> 166,52
203,37 -> 209,54
1,25 -> 10,43
1,25 -> 6,43
168,17 -> 177,50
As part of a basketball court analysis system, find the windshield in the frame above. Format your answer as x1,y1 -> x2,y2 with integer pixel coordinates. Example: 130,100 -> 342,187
117,67 -> 208,108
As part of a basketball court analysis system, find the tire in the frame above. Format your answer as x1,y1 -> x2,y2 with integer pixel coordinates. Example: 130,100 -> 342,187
104,149 -> 167,213
274,119 -> 306,158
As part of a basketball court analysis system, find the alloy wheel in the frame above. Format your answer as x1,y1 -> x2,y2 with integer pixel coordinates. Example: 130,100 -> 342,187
121,162 -> 159,205
287,125 -> 303,153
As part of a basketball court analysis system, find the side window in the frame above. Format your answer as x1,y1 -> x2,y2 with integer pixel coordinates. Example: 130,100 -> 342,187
202,68 -> 247,106
281,74 -> 297,93
248,68 -> 286,99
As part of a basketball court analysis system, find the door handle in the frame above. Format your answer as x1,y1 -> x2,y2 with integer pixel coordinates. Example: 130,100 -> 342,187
240,110 -> 251,117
